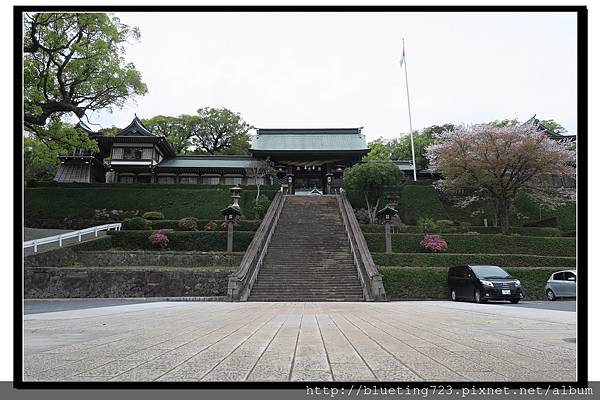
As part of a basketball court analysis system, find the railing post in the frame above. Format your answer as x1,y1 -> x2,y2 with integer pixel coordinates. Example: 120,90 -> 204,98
33,241 -> 37,253
58,235 -> 63,247
94,227 -> 98,237
78,232 -> 82,242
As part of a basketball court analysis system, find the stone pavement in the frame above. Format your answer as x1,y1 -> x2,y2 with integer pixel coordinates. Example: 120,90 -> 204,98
23,301 -> 576,382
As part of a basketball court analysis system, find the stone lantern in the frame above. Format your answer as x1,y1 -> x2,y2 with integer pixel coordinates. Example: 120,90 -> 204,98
377,205 -> 398,254
221,187 -> 243,253
230,185 -> 242,207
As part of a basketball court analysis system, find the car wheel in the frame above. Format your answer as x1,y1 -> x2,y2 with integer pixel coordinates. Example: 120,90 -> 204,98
546,289 -> 557,301
450,289 -> 457,301
510,299 -> 519,304
474,289 -> 486,303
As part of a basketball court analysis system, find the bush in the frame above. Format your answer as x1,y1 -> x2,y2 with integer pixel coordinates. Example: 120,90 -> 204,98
372,253 -> 576,269
254,195 -> 271,219
416,218 -> 439,233
142,211 -> 165,220
204,221 -> 218,231
378,266 -> 566,300
419,235 -> 448,253
178,217 -> 199,231
122,217 -> 151,231
364,233 -> 575,256
436,219 -> 456,229
354,209 -> 371,225
148,231 -> 170,249
149,219 -> 261,231
107,230 -> 255,252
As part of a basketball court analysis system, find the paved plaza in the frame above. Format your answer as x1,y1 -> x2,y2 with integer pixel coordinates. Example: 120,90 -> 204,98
23,301 -> 576,382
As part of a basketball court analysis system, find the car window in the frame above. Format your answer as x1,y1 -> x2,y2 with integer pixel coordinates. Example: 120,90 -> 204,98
564,272 -> 576,281
470,265 -> 510,279
554,272 -> 565,281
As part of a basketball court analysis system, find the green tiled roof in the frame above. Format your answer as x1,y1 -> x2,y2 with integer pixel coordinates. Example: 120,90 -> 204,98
157,156 -> 255,169
251,128 -> 369,152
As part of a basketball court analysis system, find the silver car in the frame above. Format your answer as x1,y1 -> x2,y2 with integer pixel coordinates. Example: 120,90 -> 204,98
545,269 -> 576,301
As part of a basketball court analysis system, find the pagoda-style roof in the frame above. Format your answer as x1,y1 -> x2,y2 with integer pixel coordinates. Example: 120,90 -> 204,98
104,116 -> 177,157
75,121 -> 97,135
523,115 -> 576,141
116,115 -> 155,137
250,128 -> 369,153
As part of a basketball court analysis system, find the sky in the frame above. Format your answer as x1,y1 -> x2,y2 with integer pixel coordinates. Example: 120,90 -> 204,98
87,11 -> 578,142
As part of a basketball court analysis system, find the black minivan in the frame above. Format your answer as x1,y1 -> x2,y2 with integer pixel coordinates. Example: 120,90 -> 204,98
448,265 -> 524,303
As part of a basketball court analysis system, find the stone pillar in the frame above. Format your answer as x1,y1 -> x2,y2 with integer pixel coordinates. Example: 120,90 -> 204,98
227,221 -> 234,253
385,222 -> 392,254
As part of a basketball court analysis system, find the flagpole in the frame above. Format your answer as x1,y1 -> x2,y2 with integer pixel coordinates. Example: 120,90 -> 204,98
401,38 -> 418,181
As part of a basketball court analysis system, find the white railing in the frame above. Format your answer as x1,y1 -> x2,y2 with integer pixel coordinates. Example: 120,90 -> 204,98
23,223 -> 121,253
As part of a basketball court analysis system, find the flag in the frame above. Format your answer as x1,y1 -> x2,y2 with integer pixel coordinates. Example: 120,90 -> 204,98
399,46 -> 406,68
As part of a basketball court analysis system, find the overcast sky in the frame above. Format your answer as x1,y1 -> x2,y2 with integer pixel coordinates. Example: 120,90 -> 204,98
88,11 -> 578,142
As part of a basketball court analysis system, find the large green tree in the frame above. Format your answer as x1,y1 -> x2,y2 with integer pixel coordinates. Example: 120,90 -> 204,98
142,115 -> 193,154
188,107 -> 251,155
24,12 -> 147,148
343,162 -> 405,224
364,124 -> 449,169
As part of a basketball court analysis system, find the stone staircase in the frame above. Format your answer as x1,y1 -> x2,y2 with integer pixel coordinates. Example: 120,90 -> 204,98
247,195 -> 364,302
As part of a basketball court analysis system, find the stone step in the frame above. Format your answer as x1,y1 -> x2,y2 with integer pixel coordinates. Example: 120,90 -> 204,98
250,295 -> 363,300
248,195 -> 363,302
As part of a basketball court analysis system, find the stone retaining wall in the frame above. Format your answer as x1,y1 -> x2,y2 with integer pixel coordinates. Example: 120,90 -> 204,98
74,251 -> 244,268
25,267 -> 236,299
24,247 -> 243,298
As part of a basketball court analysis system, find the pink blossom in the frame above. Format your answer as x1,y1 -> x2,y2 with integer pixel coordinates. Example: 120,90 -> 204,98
420,234 -> 448,253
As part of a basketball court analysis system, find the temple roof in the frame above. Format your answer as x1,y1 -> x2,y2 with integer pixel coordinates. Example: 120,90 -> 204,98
251,128 -> 369,152
116,116 -> 155,137
523,115 -> 576,141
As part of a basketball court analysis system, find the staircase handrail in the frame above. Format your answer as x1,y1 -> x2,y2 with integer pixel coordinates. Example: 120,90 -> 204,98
228,191 -> 286,301
337,191 -> 387,301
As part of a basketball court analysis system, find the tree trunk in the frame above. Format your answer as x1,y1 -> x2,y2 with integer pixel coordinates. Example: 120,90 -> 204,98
365,195 -> 374,224
497,198 -> 511,235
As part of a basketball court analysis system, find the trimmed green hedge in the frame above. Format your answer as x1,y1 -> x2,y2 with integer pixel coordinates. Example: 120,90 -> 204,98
25,185 -> 277,223
107,230 -> 255,252
73,236 -> 113,251
379,266 -> 566,300
360,224 -> 561,237
372,253 -> 576,269
149,219 -> 261,231
365,233 -> 575,256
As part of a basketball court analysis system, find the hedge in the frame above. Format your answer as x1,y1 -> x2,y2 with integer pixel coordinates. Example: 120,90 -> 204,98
25,185 -> 278,223
379,266 -> 566,300
71,235 -> 113,251
107,230 -> 255,252
149,219 -> 261,231
346,183 -> 451,223
514,193 -> 576,232
364,233 -> 575,256
360,224 -> 561,237
523,217 -> 558,228
372,253 -> 576,269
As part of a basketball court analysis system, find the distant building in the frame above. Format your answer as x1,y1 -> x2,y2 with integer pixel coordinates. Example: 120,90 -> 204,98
54,116 -> 392,194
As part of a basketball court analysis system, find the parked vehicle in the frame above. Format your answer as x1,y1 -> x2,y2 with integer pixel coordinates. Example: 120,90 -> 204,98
448,265 -> 524,304
545,270 -> 577,301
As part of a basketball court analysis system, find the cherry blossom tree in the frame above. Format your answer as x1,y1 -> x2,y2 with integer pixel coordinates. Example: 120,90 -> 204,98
426,124 -> 575,234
